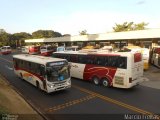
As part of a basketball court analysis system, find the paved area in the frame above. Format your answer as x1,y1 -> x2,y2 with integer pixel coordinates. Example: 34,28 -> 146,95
0,74 -> 44,120
140,65 -> 160,89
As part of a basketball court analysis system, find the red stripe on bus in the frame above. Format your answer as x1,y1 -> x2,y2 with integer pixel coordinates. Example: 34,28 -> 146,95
15,67 -> 44,81
83,64 -> 117,84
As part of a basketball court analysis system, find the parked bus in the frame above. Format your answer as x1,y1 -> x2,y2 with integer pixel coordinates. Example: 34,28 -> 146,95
29,45 -> 40,55
21,46 -> 29,53
40,45 -> 55,56
150,46 -> 160,68
65,46 -> 80,51
13,54 -> 71,93
52,51 -> 144,89
56,46 -> 66,52
55,46 -> 80,52
1,46 -> 11,55
123,46 -> 150,70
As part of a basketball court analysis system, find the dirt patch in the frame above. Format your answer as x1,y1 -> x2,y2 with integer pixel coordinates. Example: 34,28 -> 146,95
0,74 -> 44,120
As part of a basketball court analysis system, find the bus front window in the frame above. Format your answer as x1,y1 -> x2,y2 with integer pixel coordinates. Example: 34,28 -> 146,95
46,63 -> 70,82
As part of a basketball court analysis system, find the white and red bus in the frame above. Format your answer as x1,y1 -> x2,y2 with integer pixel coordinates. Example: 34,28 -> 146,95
52,51 -> 144,88
29,45 -> 40,55
123,46 -> 150,70
150,46 -> 160,68
1,46 -> 11,55
13,54 -> 71,93
40,45 -> 55,56
21,46 -> 29,53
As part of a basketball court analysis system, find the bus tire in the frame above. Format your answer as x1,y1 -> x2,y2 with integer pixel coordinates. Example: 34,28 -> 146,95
92,76 -> 100,85
36,81 -> 40,89
102,78 -> 110,87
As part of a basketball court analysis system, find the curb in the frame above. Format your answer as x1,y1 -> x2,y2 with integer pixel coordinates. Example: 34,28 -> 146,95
0,73 -> 49,120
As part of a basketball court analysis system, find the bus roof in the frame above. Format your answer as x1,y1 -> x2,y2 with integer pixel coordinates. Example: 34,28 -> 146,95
13,54 -> 67,65
53,50 -> 135,57
2,46 -> 11,48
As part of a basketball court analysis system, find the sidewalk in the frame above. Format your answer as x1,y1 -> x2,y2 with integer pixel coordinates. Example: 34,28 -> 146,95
140,65 -> 160,89
0,74 -> 44,120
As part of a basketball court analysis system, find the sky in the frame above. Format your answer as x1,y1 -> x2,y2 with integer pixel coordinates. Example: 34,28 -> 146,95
0,0 -> 160,35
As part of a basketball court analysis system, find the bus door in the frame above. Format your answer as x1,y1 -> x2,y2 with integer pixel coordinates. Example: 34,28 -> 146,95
70,55 -> 85,79
40,65 -> 47,90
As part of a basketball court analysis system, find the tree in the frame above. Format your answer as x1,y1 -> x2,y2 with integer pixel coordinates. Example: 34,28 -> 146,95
134,22 -> 148,30
79,30 -> 87,35
0,29 -> 6,34
113,22 -> 148,32
0,32 -> 12,47
12,32 -> 32,47
32,30 -> 62,38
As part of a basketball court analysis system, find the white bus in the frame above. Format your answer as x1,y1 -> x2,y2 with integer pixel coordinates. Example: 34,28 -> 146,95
52,51 -> 144,89
21,46 -> 29,53
13,54 -> 71,93
1,46 -> 11,55
40,45 -> 55,56
123,46 -> 150,70
150,46 -> 160,68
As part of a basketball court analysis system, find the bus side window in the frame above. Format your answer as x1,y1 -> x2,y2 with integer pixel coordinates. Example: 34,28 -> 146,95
28,62 -> 32,71
78,55 -> 86,64
30,62 -> 37,73
108,56 -> 118,67
62,54 -> 71,61
104,57 -> 109,66
40,65 -> 45,76
94,56 -> 105,66
54,53 -> 62,59
23,61 -> 28,70
20,60 -> 24,68
52,53 -> 57,58
87,56 -> 94,64
16,59 -> 20,68
118,57 -> 127,69
70,55 -> 77,63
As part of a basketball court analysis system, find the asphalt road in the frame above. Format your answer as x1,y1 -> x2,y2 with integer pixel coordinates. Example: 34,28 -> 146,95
0,52 -> 160,120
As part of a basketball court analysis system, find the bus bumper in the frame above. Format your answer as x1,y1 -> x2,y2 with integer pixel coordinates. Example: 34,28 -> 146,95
128,76 -> 147,88
47,80 -> 71,93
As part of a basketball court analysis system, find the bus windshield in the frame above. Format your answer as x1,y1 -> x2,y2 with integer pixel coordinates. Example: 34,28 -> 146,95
46,61 -> 70,82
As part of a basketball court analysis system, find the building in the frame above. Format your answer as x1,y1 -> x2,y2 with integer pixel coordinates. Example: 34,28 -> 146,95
25,28 -> 160,49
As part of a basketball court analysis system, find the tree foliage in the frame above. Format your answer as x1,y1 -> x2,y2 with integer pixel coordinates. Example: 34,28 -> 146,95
113,22 -> 148,32
12,32 -> 32,47
32,30 -> 62,38
79,30 -> 87,35
12,32 -> 32,40
0,29 -> 6,34
0,32 -> 12,47
63,34 -> 71,37
0,28 -> 63,47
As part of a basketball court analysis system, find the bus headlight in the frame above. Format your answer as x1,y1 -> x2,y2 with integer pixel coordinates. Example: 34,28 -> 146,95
67,80 -> 71,85
47,84 -> 54,88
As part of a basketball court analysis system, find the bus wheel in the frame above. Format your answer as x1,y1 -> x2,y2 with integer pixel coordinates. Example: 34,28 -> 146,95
36,81 -> 40,89
102,78 -> 110,87
92,77 -> 100,85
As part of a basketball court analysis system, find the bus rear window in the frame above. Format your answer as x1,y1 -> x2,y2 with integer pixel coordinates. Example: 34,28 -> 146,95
134,53 -> 142,62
